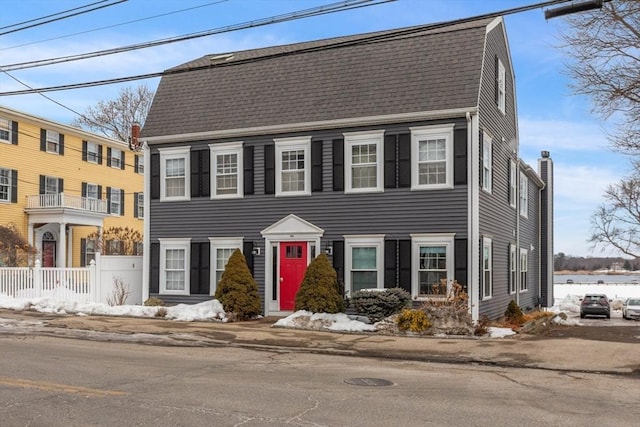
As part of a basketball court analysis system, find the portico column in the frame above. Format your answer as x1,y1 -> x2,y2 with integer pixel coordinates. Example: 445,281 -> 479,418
27,223 -> 34,266
58,222 -> 67,267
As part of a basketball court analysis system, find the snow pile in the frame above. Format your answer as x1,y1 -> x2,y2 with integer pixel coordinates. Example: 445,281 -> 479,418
274,311 -> 377,332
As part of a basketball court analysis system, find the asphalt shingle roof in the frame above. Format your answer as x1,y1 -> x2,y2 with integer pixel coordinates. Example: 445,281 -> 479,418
142,18 -> 492,138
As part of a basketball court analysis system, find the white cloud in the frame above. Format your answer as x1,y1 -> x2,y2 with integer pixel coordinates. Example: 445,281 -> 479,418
519,117 -> 612,152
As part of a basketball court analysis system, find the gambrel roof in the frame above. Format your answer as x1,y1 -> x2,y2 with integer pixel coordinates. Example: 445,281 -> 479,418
142,18 -> 494,139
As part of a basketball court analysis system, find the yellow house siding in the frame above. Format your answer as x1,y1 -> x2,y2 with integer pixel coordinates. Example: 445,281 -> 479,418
0,106 -> 143,267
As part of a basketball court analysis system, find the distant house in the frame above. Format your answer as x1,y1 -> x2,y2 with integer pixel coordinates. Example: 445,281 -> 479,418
140,17 -> 553,320
0,106 -> 144,267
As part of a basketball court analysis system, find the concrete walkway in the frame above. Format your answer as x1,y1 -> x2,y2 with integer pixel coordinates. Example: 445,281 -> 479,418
1,309 -> 638,376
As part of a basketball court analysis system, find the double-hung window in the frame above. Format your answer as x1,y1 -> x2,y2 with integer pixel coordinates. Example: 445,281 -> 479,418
159,147 -> 190,201
87,142 -> 100,163
210,142 -> 243,198
110,148 -> 123,169
344,131 -> 384,193
344,235 -> 384,295
86,183 -> 99,200
519,171 -> 528,217
275,137 -> 310,196
135,193 -> 144,218
109,187 -> 122,215
482,133 -> 492,193
44,176 -> 59,194
159,238 -> 190,295
46,130 -> 60,154
411,124 -> 454,190
520,248 -> 528,292
497,58 -> 506,114
209,237 -> 243,293
135,155 -> 144,174
509,160 -> 517,208
509,244 -> 517,294
412,234 -> 455,298
482,237 -> 492,299
0,118 -> 11,143
0,168 -> 11,202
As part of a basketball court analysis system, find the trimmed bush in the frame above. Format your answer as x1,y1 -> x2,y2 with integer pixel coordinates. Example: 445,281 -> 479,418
396,309 -> 431,333
504,300 -> 525,326
143,297 -> 165,306
214,249 -> 261,320
295,253 -> 344,313
350,288 -> 411,322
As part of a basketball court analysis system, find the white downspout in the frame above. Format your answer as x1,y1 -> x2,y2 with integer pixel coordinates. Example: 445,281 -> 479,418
141,141 -> 150,303
467,111 -> 480,322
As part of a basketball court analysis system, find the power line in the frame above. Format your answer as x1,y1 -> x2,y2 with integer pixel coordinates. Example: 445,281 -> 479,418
0,0 -> 110,30
0,0 -> 390,71
0,0 -> 230,51
0,0 -> 570,97
0,1 -> 128,36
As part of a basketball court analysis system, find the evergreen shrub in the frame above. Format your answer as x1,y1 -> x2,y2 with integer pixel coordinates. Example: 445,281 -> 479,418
350,287 -> 411,322
295,253 -> 344,313
396,309 -> 431,333
214,249 -> 261,320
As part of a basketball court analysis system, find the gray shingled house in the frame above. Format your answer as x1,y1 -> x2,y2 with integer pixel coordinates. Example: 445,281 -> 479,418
140,16 -> 553,320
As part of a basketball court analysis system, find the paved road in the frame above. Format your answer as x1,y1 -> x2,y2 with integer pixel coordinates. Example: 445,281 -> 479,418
1,336 -> 638,427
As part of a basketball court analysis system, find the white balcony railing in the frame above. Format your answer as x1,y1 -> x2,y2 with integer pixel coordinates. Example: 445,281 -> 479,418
26,193 -> 108,214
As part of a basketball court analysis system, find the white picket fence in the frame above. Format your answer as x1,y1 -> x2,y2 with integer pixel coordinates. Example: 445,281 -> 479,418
0,254 -> 143,305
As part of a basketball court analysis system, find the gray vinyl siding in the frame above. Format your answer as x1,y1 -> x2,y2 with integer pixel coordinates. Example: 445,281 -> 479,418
477,22 -> 520,319
539,158 -> 553,307
518,171 -> 541,311
149,119 -> 469,304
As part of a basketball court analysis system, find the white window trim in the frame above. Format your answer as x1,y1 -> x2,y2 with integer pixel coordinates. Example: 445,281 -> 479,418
410,233 -> 455,300
498,59 -> 506,114
110,148 -> 123,169
44,176 -> 59,194
209,237 -> 244,295
159,238 -> 191,295
46,130 -> 60,154
109,187 -> 122,216
344,130 -> 384,194
509,160 -> 517,209
0,167 -> 11,202
209,141 -> 243,199
159,146 -> 191,202
274,137 -> 311,197
410,124 -> 455,190
482,133 -> 492,194
136,155 -> 144,174
86,182 -> 99,200
87,142 -> 99,164
136,193 -> 144,218
509,244 -> 517,294
0,118 -> 10,144
520,248 -> 528,292
519,171 -> 528,218
344,235 -> 385,296
482,237 -> 492,300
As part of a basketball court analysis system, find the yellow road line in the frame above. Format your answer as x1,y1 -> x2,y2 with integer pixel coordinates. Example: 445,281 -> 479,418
0,377 -> 127,397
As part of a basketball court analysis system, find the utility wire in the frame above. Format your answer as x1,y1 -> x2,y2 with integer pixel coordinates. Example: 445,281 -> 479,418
0,1 -> 128,36
0,0 -> 390,71
0,0 -> 570,96
0,0 -> 230,51
0,0 -> 110,30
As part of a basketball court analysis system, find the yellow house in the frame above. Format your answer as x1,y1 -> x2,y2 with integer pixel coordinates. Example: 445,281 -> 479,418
0,105 -> 144,267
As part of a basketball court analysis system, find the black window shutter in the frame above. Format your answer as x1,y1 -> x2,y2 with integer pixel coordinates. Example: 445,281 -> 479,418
134,156 -> 139,173
39,175 -> 45,194
243,241 -> 254,275
243,145 -> 254,195
479,131 -> 484,188
120,189 -> 125,215
11,121 -> 18,145
97,185 -> 102,199
398,240 -> 411,293
384,240 -> 397,287
82,141 -> 88,161
264,144 -> 275,195
81,182 -> 87,197
201,242 -> 210,295
398,134 -> 411,188
384,135 -> 396,189
332,138 -> 344,191
191,150 -> 201,197
97,145 -> 103,164
80,239 -> 87,267
59,134 -> 65,155
455,238 -> 467,293
201,150 -> 210,197
40,129 -> 46,151
454,128 -> 467,185
150,152 -> 160,199
107,147 -> 112,167
311,139 -> 323,192
134,192 -> 139,218
150,242 -> 160,293
106,187 -> 112,213
10,170 -> 17,203
190,243 -> 201,295
332,240 -> 345,284
120,151 -> 125,170
58,178 -> 63,193
495,55 -> 499,105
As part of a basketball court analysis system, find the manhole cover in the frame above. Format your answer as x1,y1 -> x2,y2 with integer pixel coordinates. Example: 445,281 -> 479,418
344,378 -> 394,387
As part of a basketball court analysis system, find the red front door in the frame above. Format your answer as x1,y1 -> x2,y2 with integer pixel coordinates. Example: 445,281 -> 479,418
279,242 -> 307,310
42,241 -> 56,267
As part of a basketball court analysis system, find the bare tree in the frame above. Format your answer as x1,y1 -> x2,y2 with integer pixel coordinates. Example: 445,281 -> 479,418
590,162 -> 640,258
85,226 -> 143,256
0,224 -> 37,266
71,84 -> 154,142
560,0 -> 640,153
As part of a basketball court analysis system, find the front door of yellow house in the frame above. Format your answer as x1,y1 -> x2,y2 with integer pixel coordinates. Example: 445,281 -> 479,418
279,242 -> 307,310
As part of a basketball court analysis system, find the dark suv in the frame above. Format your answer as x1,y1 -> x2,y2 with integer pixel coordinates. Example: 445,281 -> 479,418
580,294 -> 611,319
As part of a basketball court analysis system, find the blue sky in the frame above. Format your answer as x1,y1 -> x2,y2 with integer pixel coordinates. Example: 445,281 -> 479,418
0,0 -> 629,257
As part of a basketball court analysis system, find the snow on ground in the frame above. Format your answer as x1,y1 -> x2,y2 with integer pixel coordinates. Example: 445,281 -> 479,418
0,293 -> 600,337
